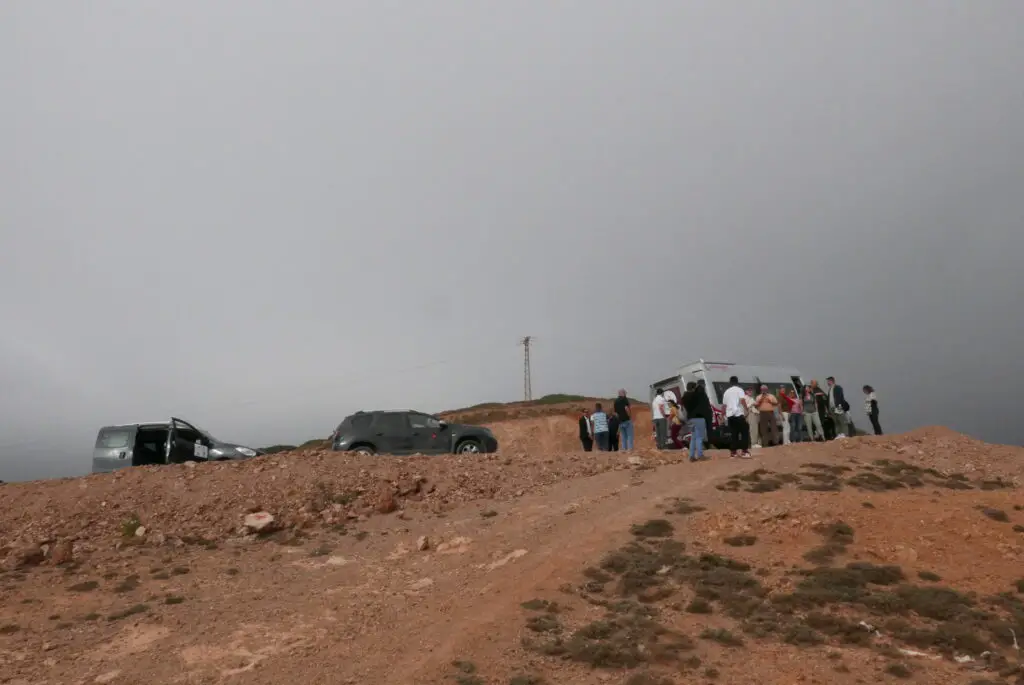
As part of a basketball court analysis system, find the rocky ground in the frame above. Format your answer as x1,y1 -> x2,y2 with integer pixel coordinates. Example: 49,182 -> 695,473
1,424 -> 1023,685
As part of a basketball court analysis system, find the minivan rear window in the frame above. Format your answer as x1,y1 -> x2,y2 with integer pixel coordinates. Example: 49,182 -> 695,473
96,428 -> 132,449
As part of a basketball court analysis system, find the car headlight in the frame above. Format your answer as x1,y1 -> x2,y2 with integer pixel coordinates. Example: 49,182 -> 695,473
235,447 -> 257,457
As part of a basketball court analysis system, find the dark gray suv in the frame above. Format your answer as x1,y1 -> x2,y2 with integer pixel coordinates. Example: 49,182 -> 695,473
330,410 -> 498,455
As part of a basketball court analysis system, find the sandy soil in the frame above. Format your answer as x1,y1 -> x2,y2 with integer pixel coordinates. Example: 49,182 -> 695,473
1,424 -> 1022,685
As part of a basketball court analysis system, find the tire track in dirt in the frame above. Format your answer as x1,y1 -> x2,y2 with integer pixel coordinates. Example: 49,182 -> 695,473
261,455 -> 769,684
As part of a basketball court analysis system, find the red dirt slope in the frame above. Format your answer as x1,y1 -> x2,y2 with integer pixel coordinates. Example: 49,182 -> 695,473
0,427 -> 1022,685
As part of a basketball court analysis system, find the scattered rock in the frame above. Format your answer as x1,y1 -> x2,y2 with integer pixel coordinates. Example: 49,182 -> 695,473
396,478 -> 422,497
627,456 -> 643,466
183,461 -> 198,469
375,485 -> 398,515
6,544 -> 44,569
134,526 -> 147,538
563,503 -> 579,515
243,512 -> 277,534
893,546 -> 918,564
416,535 -> 430,551
409,577 -> 434,591
226,535 -> 258,547
48,539 -> 74,566
484,549 -> 528,571
436,537 -> 472,554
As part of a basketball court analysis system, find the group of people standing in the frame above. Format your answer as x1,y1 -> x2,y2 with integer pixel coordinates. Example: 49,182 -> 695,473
723,375 -> 882,457
577,377 -> 883,457
650,380 -> 715,461
577,389 -> 636,452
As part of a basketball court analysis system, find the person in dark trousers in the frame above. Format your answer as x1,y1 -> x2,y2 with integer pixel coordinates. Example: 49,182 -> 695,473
721,375 -> 752,459
608,411 -> 621,451
863,385 -> 883,435
578,409 -> 593,451
652,387 -> 668,449
591,402 -> 611,451
613,389 -> 633,450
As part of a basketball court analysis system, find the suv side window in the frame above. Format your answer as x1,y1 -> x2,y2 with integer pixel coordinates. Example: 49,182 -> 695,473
348,414 -> 372,431
374,412 -> 409,434
176,427 -> 206,445
408,413 -> 441,430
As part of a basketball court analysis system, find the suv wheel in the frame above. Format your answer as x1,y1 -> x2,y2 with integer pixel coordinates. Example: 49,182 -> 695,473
456,439 -> 481,454
351,445 -> 376,455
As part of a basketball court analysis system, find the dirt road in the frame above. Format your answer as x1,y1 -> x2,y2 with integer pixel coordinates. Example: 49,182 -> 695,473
2,427 -> 1023,684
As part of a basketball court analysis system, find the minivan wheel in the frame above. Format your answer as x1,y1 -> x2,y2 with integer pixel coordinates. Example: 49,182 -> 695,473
456,439 -> 481,454
351,445 -> 376,455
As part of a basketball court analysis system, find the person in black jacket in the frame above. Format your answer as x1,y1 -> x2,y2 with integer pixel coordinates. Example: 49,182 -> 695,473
826,376 -> 851,437
608,412 -> 620,451
863,385 -> 882,435
694,380 -> 714,426
682,381 -> 713,461
578,409 -> 593,451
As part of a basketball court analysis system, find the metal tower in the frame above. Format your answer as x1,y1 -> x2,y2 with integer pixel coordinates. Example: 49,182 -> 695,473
521,336 -> 532,401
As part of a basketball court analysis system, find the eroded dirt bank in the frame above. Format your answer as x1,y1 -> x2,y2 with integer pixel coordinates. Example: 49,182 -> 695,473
1,427 -> 1022,684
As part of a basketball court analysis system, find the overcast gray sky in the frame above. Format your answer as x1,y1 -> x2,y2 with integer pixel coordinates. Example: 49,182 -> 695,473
2,1 -> 1023,481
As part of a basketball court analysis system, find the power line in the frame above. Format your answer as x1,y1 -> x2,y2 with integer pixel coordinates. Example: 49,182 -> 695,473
521,336 -> 532,401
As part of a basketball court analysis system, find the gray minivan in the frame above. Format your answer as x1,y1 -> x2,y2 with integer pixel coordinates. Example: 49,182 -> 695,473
92,417 -> 262,474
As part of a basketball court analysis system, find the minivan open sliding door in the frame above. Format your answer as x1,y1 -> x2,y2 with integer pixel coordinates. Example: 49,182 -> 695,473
165,417 -> 211,464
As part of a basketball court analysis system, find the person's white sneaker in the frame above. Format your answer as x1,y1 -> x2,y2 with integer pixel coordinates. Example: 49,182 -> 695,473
753,444 -> 762,449
836,433 -> 847,439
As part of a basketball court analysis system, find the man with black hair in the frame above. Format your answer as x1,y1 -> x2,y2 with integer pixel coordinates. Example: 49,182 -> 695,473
578,408 -> 593,452
613,389 -> 633,450
827,376 -> 851,438
682,381 -> 713,461
591,402 -> 611,451
652,387 -> 668,449
721,375 -> 751,458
